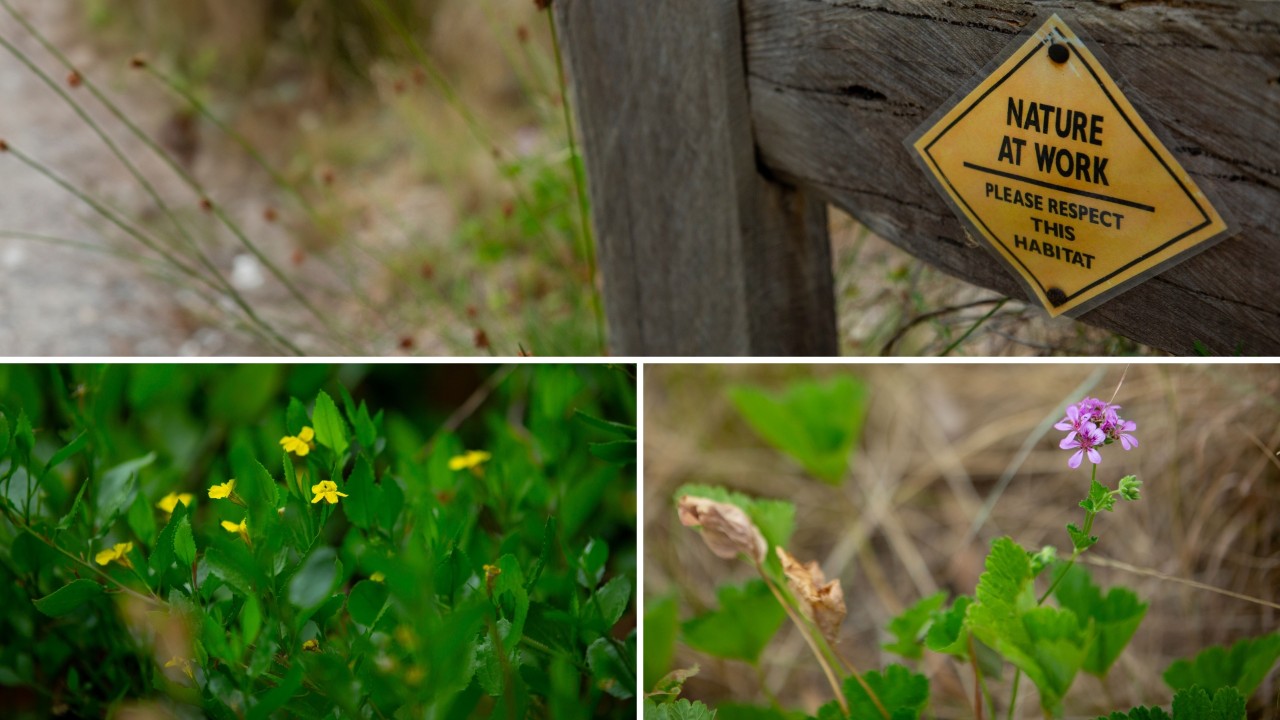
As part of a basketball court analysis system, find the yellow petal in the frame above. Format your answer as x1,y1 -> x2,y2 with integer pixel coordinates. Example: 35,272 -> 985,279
299,427 -> 314,442
370,572 -> 385,583
95,548 -> 116,565
221,520 -> 242,533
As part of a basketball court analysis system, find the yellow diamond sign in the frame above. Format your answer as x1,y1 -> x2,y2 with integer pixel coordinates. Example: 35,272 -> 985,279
909,13 -> 1230,317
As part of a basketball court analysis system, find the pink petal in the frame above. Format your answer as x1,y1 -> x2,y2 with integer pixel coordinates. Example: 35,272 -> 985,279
1068,450 -> 1083,469
1086,448 -> 1102,464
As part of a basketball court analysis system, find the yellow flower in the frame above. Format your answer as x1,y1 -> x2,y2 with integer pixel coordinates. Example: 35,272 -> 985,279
208,479 -> 235,499
369,571 -> 385,583
302,639 -> 320,652
281,426 -> 316,457
310,479 -> 349,505
448,450 -> 491,471
221,518 -> 250,545
95,542 -> 134,568
164,656 -> 195,681
156,492 -> 194,514
483,563 -> 501,595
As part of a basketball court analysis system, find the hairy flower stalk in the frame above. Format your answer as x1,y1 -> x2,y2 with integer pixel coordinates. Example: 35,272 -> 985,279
1008,395 -> 1143,720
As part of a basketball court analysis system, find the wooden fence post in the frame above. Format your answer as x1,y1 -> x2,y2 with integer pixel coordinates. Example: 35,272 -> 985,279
553,0 -> 837,356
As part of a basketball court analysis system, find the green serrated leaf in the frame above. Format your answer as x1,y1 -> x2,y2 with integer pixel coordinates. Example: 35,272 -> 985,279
644,698 -> 717,720
674,483 -> 795,553
925,595 -> 973,657
967,537 -> 1092,715
312,390 -> 349,457
1169,685 -> 1247,720
1080,478 -> 1117,514
1052,563 -> 1147,676
1162,632 -> 1280,698
149,501 -> 189,578
817,664 -> 929,720
1067,523 -> 1098,552
728,376 -> 868,485
884,591 -> 947,659
1095,706 -> 1172,720
33,579 -> 103,617
682,580 -> 785,664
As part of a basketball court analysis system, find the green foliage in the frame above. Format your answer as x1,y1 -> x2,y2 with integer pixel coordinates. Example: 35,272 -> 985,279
645,698 -> 717,720
816,665 -> 930,720
673,483 -> 795,553
967,537 -> 1092,715
644,595 -> 680,690
682,580 -> 786,664
884,591 -> 947,660
0,364 -> 635,718
1051,563 -> 1147,676
1162,632 -> 1280,698
728,376 -> 868,485
1100,686 -> 1247,720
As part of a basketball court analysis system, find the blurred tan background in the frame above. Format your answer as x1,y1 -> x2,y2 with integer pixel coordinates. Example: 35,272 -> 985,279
644,364 -> 1279,718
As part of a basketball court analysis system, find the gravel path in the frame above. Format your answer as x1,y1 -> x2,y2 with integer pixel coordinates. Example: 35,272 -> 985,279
0,1 -> 266,356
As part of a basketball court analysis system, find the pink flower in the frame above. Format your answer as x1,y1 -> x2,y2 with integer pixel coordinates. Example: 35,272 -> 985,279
1060,421 -> 1105,468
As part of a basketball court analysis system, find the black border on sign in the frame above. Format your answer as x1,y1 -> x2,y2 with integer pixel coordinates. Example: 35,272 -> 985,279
904,11 -> 1234,319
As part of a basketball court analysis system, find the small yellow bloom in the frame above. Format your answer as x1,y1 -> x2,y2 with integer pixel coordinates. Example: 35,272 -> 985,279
448,450 -> 491,471
483,563 -> 501,595
310,479 -> 349,505
405,665 -> 425,686
302,638 -> 320,652
281,426 -> 316,457
95,542 -> 134,568
369,571 -> 385,583
164,656 -> 195,681
156,492 -> 194,514
221,517 -> 250,545
208,479 -> 235,499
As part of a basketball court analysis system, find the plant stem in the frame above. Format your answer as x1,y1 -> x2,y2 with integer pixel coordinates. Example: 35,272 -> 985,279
756,562 -> 852,717
969,632 -> 984,720
546,8 -> 606,355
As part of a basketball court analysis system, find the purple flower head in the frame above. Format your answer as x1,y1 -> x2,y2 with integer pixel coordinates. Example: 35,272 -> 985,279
1060,421 -> 1105,469
1056,396 -> 1138,468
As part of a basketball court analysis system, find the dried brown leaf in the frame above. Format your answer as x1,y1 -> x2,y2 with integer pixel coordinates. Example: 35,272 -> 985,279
677,495 -> 767,564
777,546 -> 847,646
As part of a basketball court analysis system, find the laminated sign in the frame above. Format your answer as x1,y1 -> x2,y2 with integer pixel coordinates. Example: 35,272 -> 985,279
908,13 -> 1231,317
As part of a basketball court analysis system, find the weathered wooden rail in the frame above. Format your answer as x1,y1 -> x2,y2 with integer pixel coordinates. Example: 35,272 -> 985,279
553,0 -> 1280,355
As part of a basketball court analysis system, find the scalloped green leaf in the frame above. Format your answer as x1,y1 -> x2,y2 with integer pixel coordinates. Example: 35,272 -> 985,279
1052,563 -> 1147,676
728,376 -> 867,485
1163,632 -> 1280,698
682,579 -> 785,664
884,591 -> 947,660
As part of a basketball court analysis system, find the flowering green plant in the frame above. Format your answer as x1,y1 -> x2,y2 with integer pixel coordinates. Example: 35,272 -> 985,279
0,364 -> 636,718
648,380 -> 1279,720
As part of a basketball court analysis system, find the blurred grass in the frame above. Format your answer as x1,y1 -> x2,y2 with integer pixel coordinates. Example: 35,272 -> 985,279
645,364 -> 1280,717
16,0 -> 600,355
